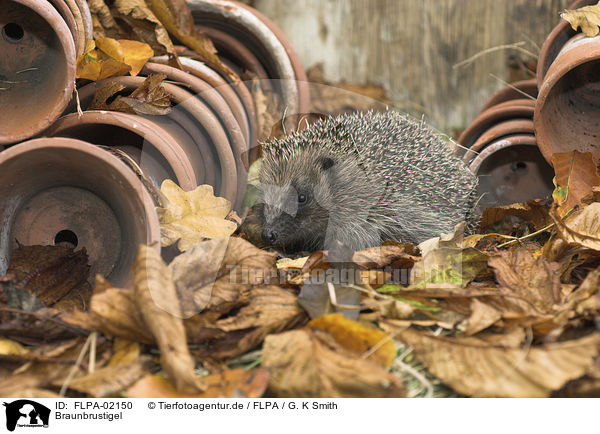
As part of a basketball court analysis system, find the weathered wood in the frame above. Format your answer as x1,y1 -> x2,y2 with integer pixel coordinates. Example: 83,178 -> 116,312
253,0 -> 571,131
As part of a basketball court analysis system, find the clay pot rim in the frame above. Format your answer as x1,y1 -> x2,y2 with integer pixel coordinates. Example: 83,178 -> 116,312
143,61 -> 248,159
143,62 -> 248,194
93,76 -> 239,206
48,0 -> 79,50
456,99 -> 535,154
0,0 -> 76,145
480,79 -> 538,112
536,0 -> 596,88
150,55 -> 253,149
0,136 -> 161,284
45,110 -> 198,191
534,39 -> 600,163
188,0 -> 300,116
154,54 -> 258,161
463,119 -> 535,164
469,134 -> 538,173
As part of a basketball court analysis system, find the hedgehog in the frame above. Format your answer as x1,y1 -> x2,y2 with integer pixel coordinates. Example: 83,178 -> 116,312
255,110 -> 478,252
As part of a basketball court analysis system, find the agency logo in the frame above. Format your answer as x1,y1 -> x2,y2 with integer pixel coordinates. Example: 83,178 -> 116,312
3,400 -> 50,432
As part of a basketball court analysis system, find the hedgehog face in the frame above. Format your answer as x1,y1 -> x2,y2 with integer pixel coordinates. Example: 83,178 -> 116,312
257,150 -> 335,252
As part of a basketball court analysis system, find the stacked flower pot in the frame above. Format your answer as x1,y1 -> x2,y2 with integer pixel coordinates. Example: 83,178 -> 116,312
458,0 -> 599,210
0,0 -> 308,285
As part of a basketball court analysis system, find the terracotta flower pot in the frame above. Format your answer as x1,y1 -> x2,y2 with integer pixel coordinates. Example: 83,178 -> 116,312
0,0 -> 76,145
456,99 -> 535,161
536,0 -> 596,89
188,0 -> 301,119
480,79 -> 538,112
142,61 -> 249,169
0,137 -> 160,286
152,54 -> 258,163
534,33 -> 600,163
73,76 -> 241,207
48,0 -> 79,52
469,135 -> 554,209
464,119 -> 535,164
44,110 -> 198,191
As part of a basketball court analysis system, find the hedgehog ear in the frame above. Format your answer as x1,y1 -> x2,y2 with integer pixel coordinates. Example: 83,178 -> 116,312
319,156 -> 335,171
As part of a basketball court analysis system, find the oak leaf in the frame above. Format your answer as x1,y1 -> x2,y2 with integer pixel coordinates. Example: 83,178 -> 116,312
157,180 -> 238,251
561,3 -> 600,36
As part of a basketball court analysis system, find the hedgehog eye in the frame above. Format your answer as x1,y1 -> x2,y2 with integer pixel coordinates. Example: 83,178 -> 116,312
297,193 -> 307,204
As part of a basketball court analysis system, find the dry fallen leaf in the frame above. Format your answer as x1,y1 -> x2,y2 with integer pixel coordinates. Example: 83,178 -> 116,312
262,329 -> 405,397
551,151 -> 600,217
197,285 -> 308,360
488,248 -> 561,312
127,369 -> 269,398
157,180 -> 238,251
308,313 -> 396,368
398,328 -> 600,397
89,74 -> 172,115
133,245 -> 205,393
89,0 -> 176,57
480,198 -> 551,232
410,247 -> 489,288
4,244 -> 90,309
77,38 -> 154,80
561,3 -> 600,36
55,357 -> 152,397
551,202 -> 600,251
146,0 -> 237,81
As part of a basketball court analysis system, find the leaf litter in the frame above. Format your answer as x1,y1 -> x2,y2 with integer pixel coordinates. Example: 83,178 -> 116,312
4,0 -> 600,398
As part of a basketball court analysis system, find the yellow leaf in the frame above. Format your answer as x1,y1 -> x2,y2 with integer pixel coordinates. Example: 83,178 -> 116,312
308,313 -> 396,368
157,180 -> 238,251
96,38 -> 154,76
76,37 -> 153,80
0,338 -> 28,356
561,3 -> 600,37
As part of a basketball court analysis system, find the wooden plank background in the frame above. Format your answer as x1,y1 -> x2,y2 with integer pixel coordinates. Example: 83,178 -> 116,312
252,0 -> 571,132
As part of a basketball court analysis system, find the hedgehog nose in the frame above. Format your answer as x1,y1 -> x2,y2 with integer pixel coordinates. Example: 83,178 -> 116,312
262,229 -> 278,244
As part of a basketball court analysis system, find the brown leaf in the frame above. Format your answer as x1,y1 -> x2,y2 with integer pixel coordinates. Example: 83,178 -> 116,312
133,245 -> 205,393
551,202 -> 600,251
168,237 -> 275,318
63,288 -> 152,344
461,298 -> 503,336
128,369 -> 269,398
262,329 -> 406,397
398,328 -> 600,397
351,242 -> 420,270
111,0 -> 176,56
55,357 -> 152,397
488,248 -> 560,312
552,151 -> 600,217
561,3 -> 600,37
89,74 -> 172,115
145,0 -> 237,81
307,313 -> 396,368
197,285 -> 308,359
480,199 -> 551,232
4,244 -> 90,308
